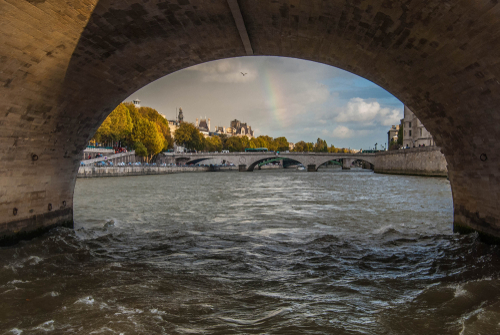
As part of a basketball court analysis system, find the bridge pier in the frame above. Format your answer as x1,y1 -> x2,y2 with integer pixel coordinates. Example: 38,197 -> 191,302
239,165 -> 248,172
342,158 -> 353,170
307,164 -> 317,172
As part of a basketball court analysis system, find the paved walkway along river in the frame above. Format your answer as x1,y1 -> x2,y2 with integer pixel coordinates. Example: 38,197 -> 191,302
1,170 -> 500,334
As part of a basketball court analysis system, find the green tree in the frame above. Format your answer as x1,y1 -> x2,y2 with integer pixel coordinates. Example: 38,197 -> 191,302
204,136 -> 223,152
274,137 -> 289,151
174,122 -> 204,151
93,115 -> 112,143
93,104 -> 133,144
134,141 -> 148,157
258,135 -> 275,151
132,118 -> 164,161
226,136 -> 244,152
293,141 -> 315,152
240,136 -> 253,150
110,104 -> 133,141
293,141 -> 307,152
314,138 -> 328,152
219,134 -> 229,150
92,102 -> 175,159
164,134 -> 174,150
328,145 -> 339,153
137,106 -> 173,151
123,102 -> 141,125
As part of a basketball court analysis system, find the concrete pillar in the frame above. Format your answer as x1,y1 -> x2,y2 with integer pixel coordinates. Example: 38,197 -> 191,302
342,158 -> 352,170
239,164 -> 248,172
307,164 -> 317,172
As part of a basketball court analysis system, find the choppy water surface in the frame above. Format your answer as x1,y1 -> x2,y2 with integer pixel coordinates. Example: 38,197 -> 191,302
2,170 -> 500,334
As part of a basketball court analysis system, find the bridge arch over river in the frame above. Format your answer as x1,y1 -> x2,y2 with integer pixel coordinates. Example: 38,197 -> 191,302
176,152 -> 375,172
1,0 -> 500,242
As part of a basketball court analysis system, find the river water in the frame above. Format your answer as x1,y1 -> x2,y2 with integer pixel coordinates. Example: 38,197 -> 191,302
2,169 -> 500,334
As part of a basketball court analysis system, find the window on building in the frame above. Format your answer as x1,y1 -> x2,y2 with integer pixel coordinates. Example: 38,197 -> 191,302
409,130 -> 412,136
420,128 -> 422,136
409,122 -> 412,127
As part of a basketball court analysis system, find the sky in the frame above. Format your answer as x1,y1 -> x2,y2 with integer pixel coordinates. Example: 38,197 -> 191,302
125,56 -> 403,150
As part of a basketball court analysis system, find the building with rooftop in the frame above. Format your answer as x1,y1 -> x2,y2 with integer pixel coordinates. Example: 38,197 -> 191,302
195,117 -> 211,138
229,119 -> 254,138
402,105 -> 435,148
387,124 -> 399,146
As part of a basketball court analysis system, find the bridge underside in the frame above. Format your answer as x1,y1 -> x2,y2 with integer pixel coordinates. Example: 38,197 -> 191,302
1,0 -> 500,242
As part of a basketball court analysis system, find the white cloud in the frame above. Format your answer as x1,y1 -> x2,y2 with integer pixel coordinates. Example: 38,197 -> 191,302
335,98 -> 401,126
330,126 -> 371,139
380,108 -> 402,126
332,126 -> 354,138
187,59 -> 257,83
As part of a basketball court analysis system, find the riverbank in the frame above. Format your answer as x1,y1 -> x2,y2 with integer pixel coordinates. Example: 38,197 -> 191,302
77,165 -> 238,178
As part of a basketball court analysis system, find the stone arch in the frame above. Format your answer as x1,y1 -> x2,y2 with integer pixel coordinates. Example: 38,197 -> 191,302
2,0 -> 500,241
184,158 -> 211,166
278,155 -> 309,169
246,156 -> 303,171
314,157 -> 346,170
305,155 -> 375,171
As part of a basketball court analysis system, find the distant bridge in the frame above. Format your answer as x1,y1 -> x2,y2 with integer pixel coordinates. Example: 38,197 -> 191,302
164,152 -> 376,172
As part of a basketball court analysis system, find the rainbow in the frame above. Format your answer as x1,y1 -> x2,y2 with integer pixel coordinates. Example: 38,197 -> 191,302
262,70 -> 287,126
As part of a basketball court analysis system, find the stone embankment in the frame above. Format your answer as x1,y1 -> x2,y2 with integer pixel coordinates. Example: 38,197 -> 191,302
374,146 -> 447,177
78,166 -> 237,178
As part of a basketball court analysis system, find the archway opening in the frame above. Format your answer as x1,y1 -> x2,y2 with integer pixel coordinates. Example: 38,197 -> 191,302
74,56 -> 451,235
4,0 -> 500,332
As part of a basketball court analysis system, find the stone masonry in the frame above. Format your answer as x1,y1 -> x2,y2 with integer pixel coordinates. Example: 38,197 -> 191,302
2,0 -> 500,242
374,147 -> 447,177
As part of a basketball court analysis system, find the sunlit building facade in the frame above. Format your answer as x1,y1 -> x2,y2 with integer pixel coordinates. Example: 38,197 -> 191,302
402,106 -> 435,148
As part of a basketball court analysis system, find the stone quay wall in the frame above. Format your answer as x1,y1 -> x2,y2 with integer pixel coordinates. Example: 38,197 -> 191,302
374,147 -> 447,177
77,166 -> 237,178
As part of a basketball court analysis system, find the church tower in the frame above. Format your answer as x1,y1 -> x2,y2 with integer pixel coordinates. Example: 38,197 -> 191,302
178,107 -> 184,123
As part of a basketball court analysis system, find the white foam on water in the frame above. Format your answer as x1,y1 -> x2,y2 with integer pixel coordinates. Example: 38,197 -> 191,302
453,284 -> 468,298
8,328 -> 22,335
75,296 -> 94,305
27,256 -> 44,265
7,280 -> 30,285
1,287 -> 21,295
32,320 -> 54,332
372,224 -> 398,235
150,308 -> 166,315
4,256 -> 45,272
114,306 -> 143,315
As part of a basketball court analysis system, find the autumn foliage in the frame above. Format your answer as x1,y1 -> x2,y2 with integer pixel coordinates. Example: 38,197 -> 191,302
92,103 -> 173,161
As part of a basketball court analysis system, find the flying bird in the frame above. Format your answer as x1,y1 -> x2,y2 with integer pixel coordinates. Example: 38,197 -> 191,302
241,72 -> 247,76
